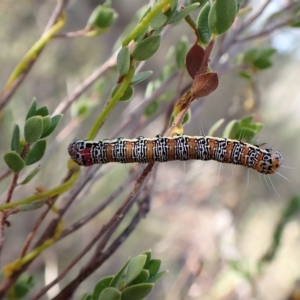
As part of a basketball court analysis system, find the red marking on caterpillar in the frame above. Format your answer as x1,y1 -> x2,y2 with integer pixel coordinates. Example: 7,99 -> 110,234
68,135 -> 282,174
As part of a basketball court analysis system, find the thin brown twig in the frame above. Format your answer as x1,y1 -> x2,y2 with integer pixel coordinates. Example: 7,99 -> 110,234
0,1 -> 69,110
0,169 -> 11,183
0,169 -> 75,297
0,172 -> 19,254
53,51 -> 118,115
237,0 -> 272,33
43,0 -> 70,34
33,163 -> 155,300
4,173 -> 19,204
54,29 -> 89,38
234,18 -> 298,44
59,169 -> 140,240
19,202 -> 53,258
110,71 -> 179,138
52,201 -> 149,300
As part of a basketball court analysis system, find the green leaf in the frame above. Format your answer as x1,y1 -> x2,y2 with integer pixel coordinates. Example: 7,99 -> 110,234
197,2 -> 212,44
169,3 -> 200,24
253,48 -> 275,69
120,283 -> 153,300
25,98 -> 37,120
260,196 -> 300,264
175,37 -> 189,69
19,166 -> 41,185
144,259 -> 161,277
130,269 -> 149,285
142,250 -> 152,265
40,114 -> 63,138
93,276 -> 113,300
42,116 -> 51,135
12,274 -> 35,299
242,48 -> 276,70
150,0 -> 178,29
223,119 -> 239,139
291,20 -> 300,27
182,110 -> 191,125
24,140 -> 46,165
81,293 -> 93,300
243,48 -> 259,63
87,5 -> 118,29
117,47 -> 131,76
223,117 -> 263,141
110,258 -> 130,288
132,35 -> 161,61
35,106 -> 49,117
240,116 -> 253,126
126,254 -> 147,285
147,270 -> 168,283
150,11 -> 168,29
144,101 -> 159,117
98,287 -> 121,300
24,116 -> 43,143
238,70 -> 252,80
4,152 -> 25,172
112,85 -> 134,102
131,71 -> 153,85
208,0 -> 237,35
11,124 -> 20,153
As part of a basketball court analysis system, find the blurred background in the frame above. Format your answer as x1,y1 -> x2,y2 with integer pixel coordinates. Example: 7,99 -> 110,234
0,0 -> 300,299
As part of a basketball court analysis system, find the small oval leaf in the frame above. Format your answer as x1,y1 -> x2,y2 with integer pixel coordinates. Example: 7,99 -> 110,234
144,101 -> 159,117
147,270 -> 168,283
87,5 -> 118,29
145,259 -> 161,276
117,47 -> 130,76
11,124 -> 20,153
143,250 -> 152,265
192,72 -> 219,99
126,254 -> 147,284
42,116 -> 51,135
169,3 -> 200,24
197,2 -> 212,44
120,283 -> 153,300
185,43 -> 205,79
26,98 -> 37,120
208,0 -> 237,35
81,293 -> 93,300
132,35 -> 161,61
40,114 -> 63,138
110,258 -> 130,288
19,166 -> 41,185
35,106 -> 49,117
98,287 -> 121,300
4,152 -> 25,172
24,140 -> 46,165
24,116 -> 43,143
93,276 -> 113,300
130,269 -> 149,285
112,85 -> 134,102
131,71 -> 153,85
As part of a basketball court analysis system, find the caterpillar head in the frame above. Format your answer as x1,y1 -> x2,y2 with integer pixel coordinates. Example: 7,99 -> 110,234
259,149 -> 282,174
268,150 -> 282,174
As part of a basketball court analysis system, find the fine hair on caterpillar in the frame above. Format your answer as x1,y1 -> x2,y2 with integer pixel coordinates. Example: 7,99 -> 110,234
68,134 -> 282,175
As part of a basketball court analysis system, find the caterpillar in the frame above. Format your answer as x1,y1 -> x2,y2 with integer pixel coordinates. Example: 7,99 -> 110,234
68,135 -> 282,174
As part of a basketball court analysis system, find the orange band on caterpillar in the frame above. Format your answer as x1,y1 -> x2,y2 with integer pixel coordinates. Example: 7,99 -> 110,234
68,135 -> 282,174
